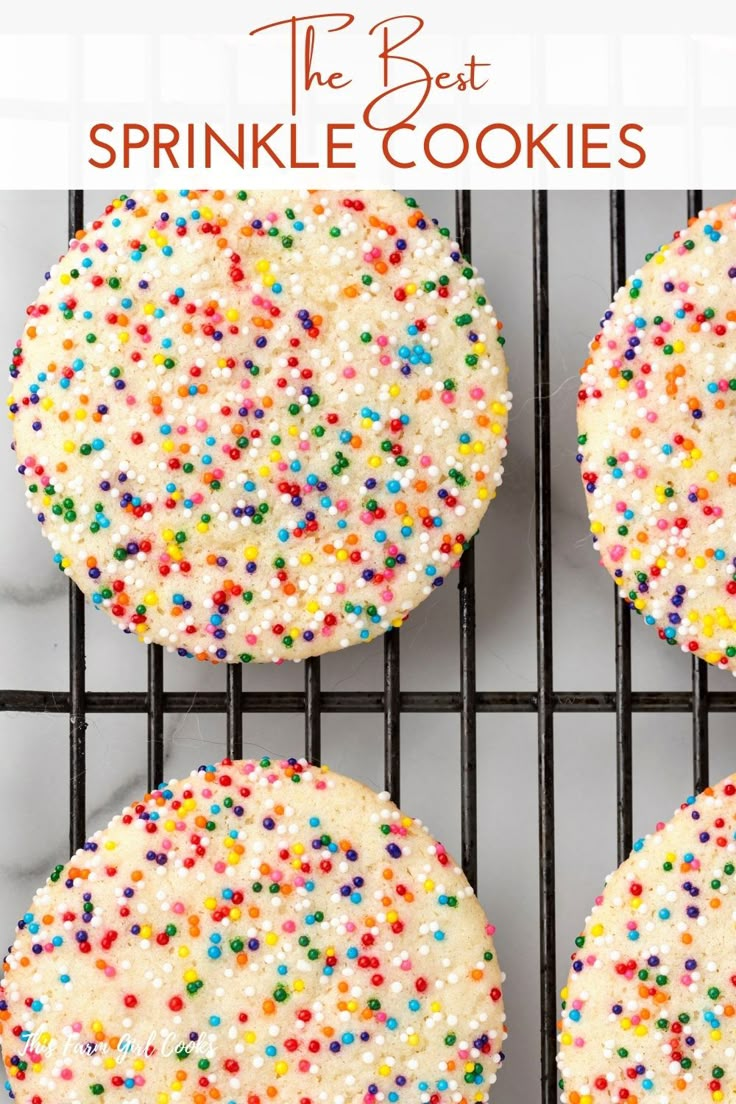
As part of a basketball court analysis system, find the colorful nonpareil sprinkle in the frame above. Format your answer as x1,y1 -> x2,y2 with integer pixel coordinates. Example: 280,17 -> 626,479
8,190 -> 510,663
578,199 -> 736,672
0,758 -> 506,1104
558,773 -> 736,1103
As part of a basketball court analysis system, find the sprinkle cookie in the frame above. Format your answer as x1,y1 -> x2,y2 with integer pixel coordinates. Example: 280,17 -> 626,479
558,773 -> 736,1104
577,199 -> 736,671
0,757 -> 505,1104
8,190 -> 510,663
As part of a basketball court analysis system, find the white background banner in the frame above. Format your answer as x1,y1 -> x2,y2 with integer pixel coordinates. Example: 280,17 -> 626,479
1,0 -> 736,188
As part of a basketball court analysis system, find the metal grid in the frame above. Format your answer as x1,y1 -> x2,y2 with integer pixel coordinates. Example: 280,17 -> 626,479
0,187 -> 721,1104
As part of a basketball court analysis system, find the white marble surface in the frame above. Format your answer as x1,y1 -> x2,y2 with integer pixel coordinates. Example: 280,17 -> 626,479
2,189 -> 736,1101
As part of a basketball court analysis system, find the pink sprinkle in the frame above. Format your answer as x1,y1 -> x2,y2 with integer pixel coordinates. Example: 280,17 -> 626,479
470,386 -> 485,400
420,454 -> 432,467
246,633 -> 258,645
282,920 -> 296,933
646,411 -> 658,423
610,545 -> 625,562
61,1068 -> 73,1080
173,902 -> 185,914
343,366 -> 356,379
441,390 -> 454,404
657,519 -> 668,530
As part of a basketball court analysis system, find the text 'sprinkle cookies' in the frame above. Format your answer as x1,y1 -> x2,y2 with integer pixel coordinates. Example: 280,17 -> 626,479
8,190 -> 510,663
578,199 -> 736,672
558,774 -> 736,1104
0,758 -> 505,1104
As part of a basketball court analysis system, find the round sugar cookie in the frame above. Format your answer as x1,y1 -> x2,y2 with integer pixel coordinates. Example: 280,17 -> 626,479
8,189 -> 510,663
0,757 -> 506,1104
577,198 -> 736,672
558,772 -> 736,1103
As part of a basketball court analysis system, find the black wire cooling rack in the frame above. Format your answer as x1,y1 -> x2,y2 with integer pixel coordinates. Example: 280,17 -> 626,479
0,187 -> 725,1104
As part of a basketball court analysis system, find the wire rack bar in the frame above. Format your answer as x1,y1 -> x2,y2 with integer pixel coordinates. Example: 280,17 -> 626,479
610,190 -> 633,864
533,189 -> 557,1104
147,645 -> 164,790
68,189 -> 87,855
686,188 -> 710,794
226,665 -> 244,760
9,687 -> 736,714
304,657 -> 322,764
456,190 -> 479,892
383,630 -> 401,802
